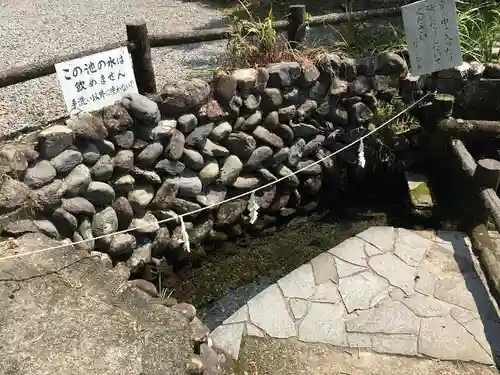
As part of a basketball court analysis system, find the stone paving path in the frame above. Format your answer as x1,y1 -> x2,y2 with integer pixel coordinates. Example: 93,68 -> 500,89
209,227 -> 500,366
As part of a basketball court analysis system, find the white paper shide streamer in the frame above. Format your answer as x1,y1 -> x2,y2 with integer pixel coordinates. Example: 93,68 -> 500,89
179,215 -> 191,253
357,139 -> 366,169
248,192 -> 259,224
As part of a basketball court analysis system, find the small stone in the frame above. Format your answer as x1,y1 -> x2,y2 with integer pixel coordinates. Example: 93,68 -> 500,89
127,242 -> 152,273
66,112 -> 107,140
347,76 -> 371,96
102,104 -> 133,133
303,135 -> 325,157
274,124 -> 294,146
210,122 -> 232,142
164,129 -> 185,160
50,149 -> 83,175
130,211 -> 159,234
128,184 -> 155,211
199,158 -> 220,184
3,220 -> 39,236
233,117 -> 245,132
300,63 -> 320,87
90,155 -> 114,181
215,72 -> 237,102
154,159 -> 185,176
92,206 -> 118,237
60,164 -> 91,196
261,88 -> 282,110
152,227 -> 172,256
349,102 -> 373,126
274,164 -> 299,187
245,146 -> 273,170
278,105 -> 296,122
231,175 -> 261,189
241,111 -> 262,132
28,180 -> 62,211
81,142 -> 101,165
113,131 -> 135,149
224,132 -> 256,161
216,199 -> 246,225
182,149 -> 204,171
290,122 -> 319,139
52,208 -> 78,237
61,197 -> 96,216
112,196 -> 134,230
128,279 -> 158,297
296,160 -> 321,175
340,58 -> 357,81
95,139 -> 115,154
84,181 -> 115,206
130,167 -> 161,185
114,150 -> 134,171
198,99 -> 227,121
136,142 -> 164,168
151,119 -> 176,141
24,160 -> 56,188
375,51 -> 408,77
252,126 -> 283,149
288,139 -> 305,167
263,111 -> 279,130
243,94 -> 261,113
33,220 -> 60,238
201,139 -> 230,158
121,93 -> 160,125
112,174 -> 135,196
164,169 -> 202,198
90,251 -> 112,268
232,68 -> 257,93
255,67 -> 269,92
185,123 -> 214,149
196,184 -> 227,207
271,148 -> 290,165
267,62 -> 301,88
170,198 -> 201,215
0,144 -> 29,179
109,233 -> 136,261
38,125 -> 74,159
151,181 -> 178,210
177,114 -> 198,134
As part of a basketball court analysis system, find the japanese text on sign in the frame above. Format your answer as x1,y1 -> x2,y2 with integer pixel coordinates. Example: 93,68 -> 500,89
402,0 -> 462,75
55,47 -> 138,115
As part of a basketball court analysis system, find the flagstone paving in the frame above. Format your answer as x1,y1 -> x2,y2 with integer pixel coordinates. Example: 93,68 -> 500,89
209,227 -> 500,365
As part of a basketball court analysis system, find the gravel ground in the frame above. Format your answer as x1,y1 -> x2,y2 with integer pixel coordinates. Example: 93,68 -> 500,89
0,0 -> 227,137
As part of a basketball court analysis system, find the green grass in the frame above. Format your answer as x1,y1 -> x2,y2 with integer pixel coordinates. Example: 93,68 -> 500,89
222,0 -> 500,70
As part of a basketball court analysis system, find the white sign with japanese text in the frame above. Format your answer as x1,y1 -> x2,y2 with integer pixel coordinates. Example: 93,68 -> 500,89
402,0 -> 463,75
55,47 -> 138,115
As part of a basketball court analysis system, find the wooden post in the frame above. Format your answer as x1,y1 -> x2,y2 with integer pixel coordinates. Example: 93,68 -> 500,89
288,5 -> 306,49
126,21 -> 157,94
472,159 -> 500,227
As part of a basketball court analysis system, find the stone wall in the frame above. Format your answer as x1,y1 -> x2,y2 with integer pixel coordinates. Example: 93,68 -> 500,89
0,51 -> 422,278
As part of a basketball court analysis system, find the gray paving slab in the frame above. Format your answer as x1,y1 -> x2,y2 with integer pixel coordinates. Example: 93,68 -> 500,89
209,227 -> 500,366
310,252 -> 339,284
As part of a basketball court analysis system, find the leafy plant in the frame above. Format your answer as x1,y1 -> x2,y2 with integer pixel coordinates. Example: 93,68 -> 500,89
456,0 -> 500,62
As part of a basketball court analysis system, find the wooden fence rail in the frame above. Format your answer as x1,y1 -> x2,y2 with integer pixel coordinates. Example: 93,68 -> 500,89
0,6 -> 401,91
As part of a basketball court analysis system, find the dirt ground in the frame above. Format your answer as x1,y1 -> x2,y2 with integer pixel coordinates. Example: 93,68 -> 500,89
236,337 -> 499,375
